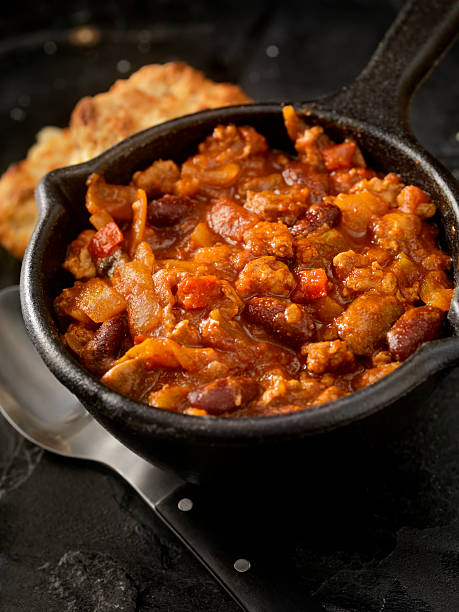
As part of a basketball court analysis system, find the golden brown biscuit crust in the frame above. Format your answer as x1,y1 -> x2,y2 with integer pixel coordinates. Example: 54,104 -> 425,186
70,63 -> 250,162
0,127 -> 74,257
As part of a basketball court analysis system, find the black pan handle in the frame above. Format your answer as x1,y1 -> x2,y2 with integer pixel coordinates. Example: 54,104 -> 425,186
315,0 -> 459,134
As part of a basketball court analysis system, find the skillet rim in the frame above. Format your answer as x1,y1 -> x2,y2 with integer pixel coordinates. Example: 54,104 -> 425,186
20,102 -> 459,444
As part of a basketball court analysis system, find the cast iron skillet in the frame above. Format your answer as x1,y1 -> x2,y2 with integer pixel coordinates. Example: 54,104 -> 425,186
22,0 -> 459,485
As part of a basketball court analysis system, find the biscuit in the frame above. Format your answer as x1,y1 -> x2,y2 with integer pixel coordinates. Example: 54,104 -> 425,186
0,62 -> 251,257
0,127 -> 74,258
70,62 -> 251,162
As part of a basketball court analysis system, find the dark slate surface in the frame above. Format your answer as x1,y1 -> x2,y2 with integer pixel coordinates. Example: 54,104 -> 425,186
0,1 -> 458,610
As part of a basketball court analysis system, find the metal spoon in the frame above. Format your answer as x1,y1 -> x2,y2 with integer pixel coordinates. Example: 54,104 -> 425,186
0,285 -> 324,612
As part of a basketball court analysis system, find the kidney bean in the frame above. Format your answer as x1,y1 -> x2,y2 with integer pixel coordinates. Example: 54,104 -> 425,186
386,305 -> 445,361
147,194 -> 195,226
336,293 -> 403,356
290,203 -> 341,238
187,376 -> 260,414
244,296 -> 315,347
207,197 -> 258,243
81,313 -> 127,376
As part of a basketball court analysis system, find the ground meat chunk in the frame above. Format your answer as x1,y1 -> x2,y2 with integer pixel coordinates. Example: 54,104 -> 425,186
132,160 -> 180,197
294,239 -> 323,267
370,212 -> 422,253
207,197 -> 258,243
63,323 -> 95,357
244,188 -> 309,225
302,340 -> 355,374
256,375 -> 309,409
330,168 -> 377,193
235,256 -> 296,297
243,221 -> 294,258
187,376 -> 260,414
200,313 -> 253,355
352,362 -> 400,390
198,124 -> 268,161
294,125 -> 330,167
244,296 -> 315,346
62,230 -> 97,280
336,292 -> 403,355
386,305 -> 445,361
333,249 -> 392,280
312,385 -> 347,406
290,203 -> 341,238
350,173 -> 403,206
333,249 -> 396,297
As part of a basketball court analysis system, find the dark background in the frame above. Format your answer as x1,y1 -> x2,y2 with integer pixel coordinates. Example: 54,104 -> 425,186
1,1 -> 459,610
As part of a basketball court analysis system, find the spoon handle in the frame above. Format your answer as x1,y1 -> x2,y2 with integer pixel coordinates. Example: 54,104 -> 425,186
317,0 -> 459,133
111,454 -> 324,611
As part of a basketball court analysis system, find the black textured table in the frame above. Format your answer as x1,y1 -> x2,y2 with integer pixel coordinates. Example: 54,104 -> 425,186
1,2 -> 459,610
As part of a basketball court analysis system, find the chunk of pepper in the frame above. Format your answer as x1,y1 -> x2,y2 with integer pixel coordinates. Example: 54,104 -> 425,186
176,275 -> 219,310
88,222 -> 124,259
292,269 -> 328,302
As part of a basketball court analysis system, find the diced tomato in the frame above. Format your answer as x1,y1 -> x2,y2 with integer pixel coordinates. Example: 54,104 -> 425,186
322,141 -> 356,171
88,222 -> 124,259
292,269 -> 328,302
176,275 -> 219,310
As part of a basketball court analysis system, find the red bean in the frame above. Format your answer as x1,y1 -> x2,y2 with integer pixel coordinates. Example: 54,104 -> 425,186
207,197 -> 258,243
187,376 -> 260,414
244,296 -> 315,346
147,194 -> 195,226
386,305 -> 445,361
336,293 -> 403,356
290,203 -> 341,238
81,313 -> 128,376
